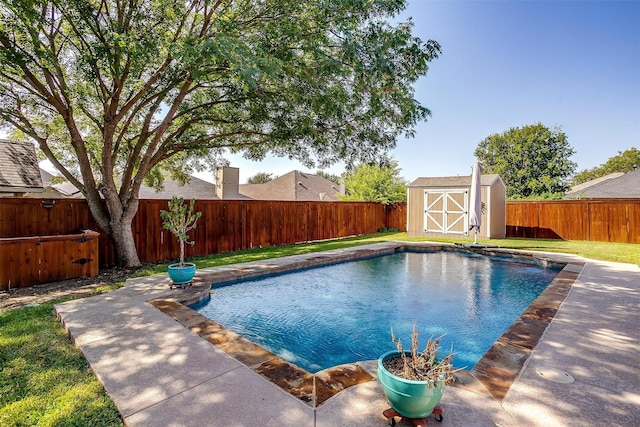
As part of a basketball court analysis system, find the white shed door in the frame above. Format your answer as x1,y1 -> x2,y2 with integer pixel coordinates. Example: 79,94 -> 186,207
424,190 -> 469,235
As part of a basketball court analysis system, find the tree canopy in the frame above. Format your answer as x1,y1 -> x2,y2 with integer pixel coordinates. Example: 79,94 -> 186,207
474,123 -> 577,199
246,172 -> 275,184
572,147 -> 640,185
0,0 -> 440,266
340,158 -> 407,204
315,170 -> 341,185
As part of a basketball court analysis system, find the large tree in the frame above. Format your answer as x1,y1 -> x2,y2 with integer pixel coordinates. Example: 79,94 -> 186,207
572,147 -> 639,185
0,0 -> 441,266
474,123 -> 577,199
340,158 -> 407,204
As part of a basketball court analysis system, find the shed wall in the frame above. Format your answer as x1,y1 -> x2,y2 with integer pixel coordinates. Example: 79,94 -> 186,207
488,181 -> 506,238
475,187 -> 488,238
407,187 -> 424,237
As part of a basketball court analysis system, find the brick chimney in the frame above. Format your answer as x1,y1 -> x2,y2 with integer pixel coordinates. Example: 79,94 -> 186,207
215,167 -> 240,199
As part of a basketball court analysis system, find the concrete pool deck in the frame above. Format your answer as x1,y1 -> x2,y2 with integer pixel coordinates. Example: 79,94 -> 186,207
54,243 -> 640,426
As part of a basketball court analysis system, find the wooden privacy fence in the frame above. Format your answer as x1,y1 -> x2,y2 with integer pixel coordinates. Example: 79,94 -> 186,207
2,197 -> 638,289
383,203 -> 407,231
506,199 -> 640,243
380,199 -> 639,243
0,230 -> 99,290
132,199 -> 394,265
0,198 -> 406,286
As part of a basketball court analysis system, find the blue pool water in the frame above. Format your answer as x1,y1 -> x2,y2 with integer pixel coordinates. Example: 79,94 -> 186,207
192,251 -> 561,372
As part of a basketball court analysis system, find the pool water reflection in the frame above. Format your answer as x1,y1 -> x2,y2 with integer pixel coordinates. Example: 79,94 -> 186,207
192,251 -> 561,372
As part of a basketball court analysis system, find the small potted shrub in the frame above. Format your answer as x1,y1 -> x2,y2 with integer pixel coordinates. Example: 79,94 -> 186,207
160,197 -> 201,287
378,324 -> 456,424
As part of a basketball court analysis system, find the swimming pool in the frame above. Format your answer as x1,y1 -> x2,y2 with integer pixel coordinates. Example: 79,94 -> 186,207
192,250 -> 561,372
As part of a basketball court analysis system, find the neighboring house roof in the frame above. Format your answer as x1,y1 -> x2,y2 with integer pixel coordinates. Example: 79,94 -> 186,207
21,168 -> 72,198
568,172 -> 625,194
19,167 -> 342,201
40,168 -> 53,187
37,169 -> 83,197
564,170 -> 640,199
0,140 -> 44,194
138,175 -> 224,200
409,174 -> 502,188
42,172 -> 229,200
564,172 -> 624,198
51,181 -> 83,197
239,170 -> 342,201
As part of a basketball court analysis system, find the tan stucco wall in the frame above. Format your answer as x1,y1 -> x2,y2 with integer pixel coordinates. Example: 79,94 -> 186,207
488,180 -> 506,238
407,187 -> 425,237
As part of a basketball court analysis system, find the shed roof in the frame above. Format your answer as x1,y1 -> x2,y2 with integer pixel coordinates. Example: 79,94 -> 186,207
0,139 -> 44,193
564,170 -> 640,199
409,174 -> 502,188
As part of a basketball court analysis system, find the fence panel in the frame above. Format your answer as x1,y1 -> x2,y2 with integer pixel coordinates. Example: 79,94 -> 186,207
505,202 -> 535,238
537,201 -> 588,240
0,198 -> 96,237
384,203 -> 407,231
129,200 -> 390,263
506,199 -> 640,243
306,203 -> 321,242
588,201 -> 637,243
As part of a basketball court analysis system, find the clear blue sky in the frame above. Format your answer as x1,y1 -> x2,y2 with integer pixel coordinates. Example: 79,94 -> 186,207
213,0 -> 640,184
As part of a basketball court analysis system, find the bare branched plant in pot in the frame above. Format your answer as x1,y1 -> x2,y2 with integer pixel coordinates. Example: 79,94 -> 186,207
378,324 -> 456,425
160,197 -> 201,287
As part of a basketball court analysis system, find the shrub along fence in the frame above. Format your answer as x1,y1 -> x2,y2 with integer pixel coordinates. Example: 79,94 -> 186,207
0,198 -> 404,288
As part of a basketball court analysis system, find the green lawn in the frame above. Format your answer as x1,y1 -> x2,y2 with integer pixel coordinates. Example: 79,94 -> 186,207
140,232 -> 640,274
2,232 -> 638,426
136,233 -> 640,276
0,303 -> 122,426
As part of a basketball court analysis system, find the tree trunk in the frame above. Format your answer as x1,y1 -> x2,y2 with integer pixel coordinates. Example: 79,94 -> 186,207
84,189 -> 142,268
110,217 -> 142,268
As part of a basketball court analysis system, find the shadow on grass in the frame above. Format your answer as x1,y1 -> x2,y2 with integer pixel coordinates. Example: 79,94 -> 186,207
0,303 -> 123,426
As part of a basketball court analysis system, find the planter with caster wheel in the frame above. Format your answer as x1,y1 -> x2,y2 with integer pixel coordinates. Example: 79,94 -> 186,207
168,262 -> 196,285
383,406 -> 443,426
377,327 -> 454,425
378,350 -> 445,420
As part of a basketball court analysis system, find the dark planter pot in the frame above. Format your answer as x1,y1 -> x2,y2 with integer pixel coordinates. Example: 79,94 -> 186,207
377,351 -> 445,419
167,263 -> 196,285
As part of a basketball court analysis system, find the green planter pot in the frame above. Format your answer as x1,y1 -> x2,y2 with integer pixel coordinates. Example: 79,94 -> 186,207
167,263 -> 196,285
377,351 -> 445,419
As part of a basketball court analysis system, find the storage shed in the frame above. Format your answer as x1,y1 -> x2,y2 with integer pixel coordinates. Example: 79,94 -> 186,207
407,174 -> 506,239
